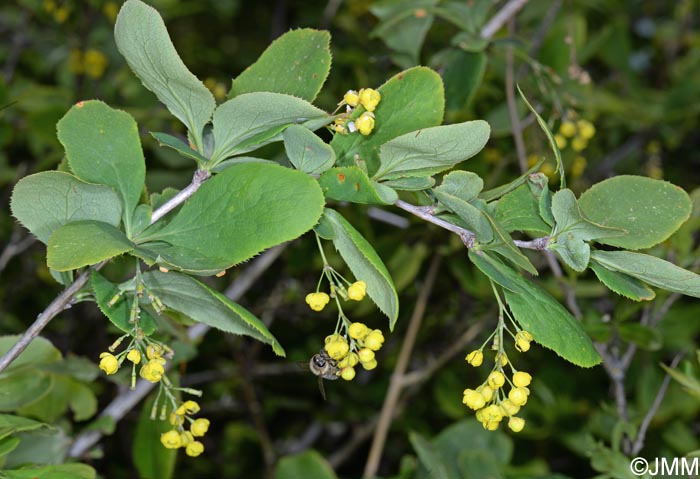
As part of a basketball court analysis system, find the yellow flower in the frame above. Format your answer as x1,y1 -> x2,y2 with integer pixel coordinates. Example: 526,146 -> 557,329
140,360 -> 165,383
146,344 -> 163,360
341,367 -> 356,381
355,112 -> 375,136
361,358 -> 378,370
185,441 -> 204,457
554,134 -> 567,150
508,387 -> 529,407
364,330 -> 384,351
499,399 -> 520,416
191,418 -> 210,437
478,385 -> 494,402
305,292 -> 330,312
83,49 -> 108,79
103,2 -> 119,23
487,371 -> 505,389
496,352 -> 508,366
513,371 -> 532,387
179,431 -> 194,446
338,352 -> 359,368
160,430 -> 182,449
508,416 -> 525,432
357,348 -> 375,363
526,153 -> 540,168
465,350 -> 483,367
169,412 -> 184,426
99,352 -> 119,375
559,121 -> 577,138
577,119 -> 595,140
126,349 -> 141,364
347,280 -> 367,301
571,136 -> 587,152
462,389 -> 486,410
515,338 -> 531,352
348,322 -> 369,339
343,90 -> 360,107
358,88 -> 381,112
182,400 -> 200,414
324,338 -> 349,360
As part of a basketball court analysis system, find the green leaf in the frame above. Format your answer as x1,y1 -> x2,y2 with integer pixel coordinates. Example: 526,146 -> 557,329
548,189 -> 624,272
211,157 -> 275,173
479,160 -> 545,202
0,415 -> 48,442
230,29 -> 331,102
274,450 -> 337,479
517,85 -> 565,188
11,171 -> 122,244
374,120 -> 489,181
142,271 -> 284,356
56,101 -> 145,235
0,336 -> 61,373
590,250 -> 700,298
133,394 -> 175,479
2,464 -> 96,479
436,49 -> 486,111
0,372 -> 52,411
578,175 -> 692,250
68,381 -> 98,421
617,323 -> 662,351
370,0 -> 437,68
661,363 -> 700,400
380,176 -> 435,191
331,67 -> 444,176
47,221 -> 133,271
150,132 -> 209,167
0,436 -> 19,459
434,175 -> 492,242
115,0 -> 215,151
91,271 -> 157,335
410,431 -> 450,479
482,214 -> 538,275
283,124 -> 335,174
589,261 -> 655,301
469,251 -> 601,367
138,162 -> 324,275
131,204 -> 152,238
493,184 -> 551,234
318,167 -> 397,205
210,92 -> 329,164
316,209 -> 399,329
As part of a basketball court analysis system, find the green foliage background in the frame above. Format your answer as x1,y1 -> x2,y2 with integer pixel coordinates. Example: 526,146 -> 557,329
1,0 -> 699,478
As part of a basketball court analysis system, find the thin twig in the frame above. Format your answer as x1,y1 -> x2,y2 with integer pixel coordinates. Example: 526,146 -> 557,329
480,0 -> 530,40
543,250 -> 582,318
363,255 -> 441,478
630,354 -> 684,456
319,0 -> 342,29
0,169 -> 212,374
505,19 -> 528,174
0,230 -> 35,274
68,244 -> 287,458
516,0 -> 563,80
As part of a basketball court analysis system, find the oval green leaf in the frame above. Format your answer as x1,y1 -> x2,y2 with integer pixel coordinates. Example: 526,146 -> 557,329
47,221 -> 133,272
579,175 -> 691,250
318,166 -> 397,205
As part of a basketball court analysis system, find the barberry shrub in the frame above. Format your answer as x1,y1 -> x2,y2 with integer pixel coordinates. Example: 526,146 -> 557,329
2,0 -> 700,477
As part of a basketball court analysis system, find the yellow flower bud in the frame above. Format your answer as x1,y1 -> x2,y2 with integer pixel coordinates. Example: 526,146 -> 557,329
341,367 -> 356,381
499,399 -> 520,416
191,418 -> 210,437
99,352 -> 119,375
517,331 -> 533,342
169,412 -> 184,426
478,385 -> 494,402
487,371 -> 505,389
338,352 -> 359,368
305,292 -> 330,312
364,330 -> 384,351
348,322 -> 369,339
355,112 -> 375,136
496,352 -> 508,366
160,430 -> 182,449
347,281 -> 367,301
344,90 -> 360,107
508,387 -> 528,407
571,136 -> 587,152
126,349 -> 141,364
559,121 -> 577,138
483,404 -> 503,422
465,350 -> 483,367
357,348 -> 375,363
515,338 -> 531,353
324,340 -> 349,360
185,441 -> 204,457
554,134 -> 567,150
179,431 -> 194,446
508,416 -> 525,432
146,344 -> 163,360
139,360 -> 165,383
484,420 -> 500,431
462,389 -> 486,410
361,358 -> 378,370
358,88 -> 381,112
577,119 -> 595,140
513,371 -> 532,388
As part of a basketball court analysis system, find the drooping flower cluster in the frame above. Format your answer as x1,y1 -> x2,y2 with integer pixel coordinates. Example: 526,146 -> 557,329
98,335 -> 171,387
325,323 -> 385,381
331,87 -> 382,136
462,323 -> 535,433
161,400 -> 210,457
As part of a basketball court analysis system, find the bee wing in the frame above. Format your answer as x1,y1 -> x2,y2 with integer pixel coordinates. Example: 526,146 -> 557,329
317,377 -> 327,401
297,360 -> 310,371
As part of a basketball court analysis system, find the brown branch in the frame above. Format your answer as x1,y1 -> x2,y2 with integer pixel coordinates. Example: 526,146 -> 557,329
363,255 -> 441,478
0,169 -> 211,374
480,0 -> 531,40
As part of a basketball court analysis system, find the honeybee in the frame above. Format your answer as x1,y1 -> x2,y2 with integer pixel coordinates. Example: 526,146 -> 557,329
301,349 -> 340,400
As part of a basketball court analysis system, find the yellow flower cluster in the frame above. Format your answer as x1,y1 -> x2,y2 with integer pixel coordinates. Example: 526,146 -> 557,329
69,49 -> 109,79
140,344 -> 167,383
554,118 -> 595,155
305,281 -> 366,313
43,0 -> 70,23
325,323 -> 385,381
332,88 -> 381,136
161,400 -> 210,457
98,340 -> 171,387
463,329 -> 534,432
